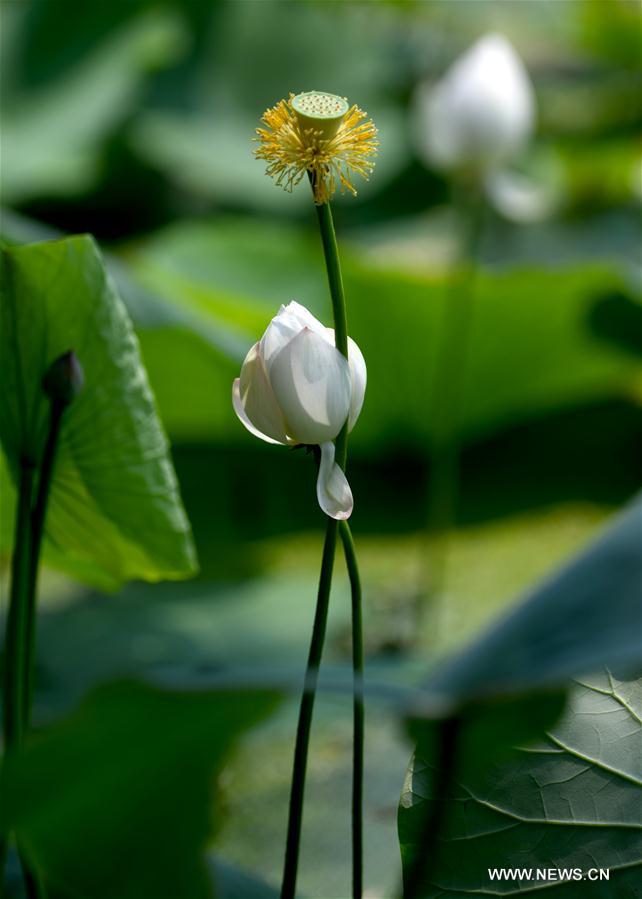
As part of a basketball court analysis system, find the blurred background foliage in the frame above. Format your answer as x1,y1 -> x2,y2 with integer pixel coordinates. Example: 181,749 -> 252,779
1,0 -> 641,896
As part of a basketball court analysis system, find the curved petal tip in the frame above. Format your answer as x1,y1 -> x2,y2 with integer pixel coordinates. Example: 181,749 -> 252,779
316,442 -> 353,520
232,378 -> 284,445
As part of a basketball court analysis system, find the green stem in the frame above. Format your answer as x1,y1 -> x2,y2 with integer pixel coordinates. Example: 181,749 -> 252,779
340,520 -> 364,899
23,400 -> 65,723
281,177 -> 364,898
421,185 -> 485,617
312,180 -> 349,470
401,716 -> 461,899
314,187 -> 366,899
19,852 -> 47,899
17,401 -> 67,899
313,200 -> 348,354
1,399 -> 65,899
281,517 -> 338,899
1,460 -> 37,897
313,190 -> 365,899
3,459 -> 35,750
315,186 -> 365,899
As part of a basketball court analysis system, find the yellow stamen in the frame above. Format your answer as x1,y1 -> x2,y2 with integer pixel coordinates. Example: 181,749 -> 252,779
254,92 -> 379,205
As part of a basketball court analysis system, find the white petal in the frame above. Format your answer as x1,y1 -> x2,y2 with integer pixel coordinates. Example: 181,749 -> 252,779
233,343 -> 288,444
268,328 -> 351,445
233,379 -> 282,444
260,301 -> 328,371
323,329 -> 367,431
415,79 -> 464,170
317,441 -> 353,520
416,33 -> 535,172
283,301 -> 327,336
347,337 -> 367,431
485,169 -> 557,223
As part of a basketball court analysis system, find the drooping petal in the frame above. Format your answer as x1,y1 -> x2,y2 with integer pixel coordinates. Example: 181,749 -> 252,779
485,168 -> 558,223
268,327 -> 351,445
323,329 -> 367,431
233,343 -> 289,444
317,441 -> 353,520
260,301 -> 327,372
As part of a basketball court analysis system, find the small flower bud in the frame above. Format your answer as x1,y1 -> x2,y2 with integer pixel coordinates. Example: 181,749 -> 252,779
415,34 -> 535,174
42,350 -> 84,406
232,301 -> 367,519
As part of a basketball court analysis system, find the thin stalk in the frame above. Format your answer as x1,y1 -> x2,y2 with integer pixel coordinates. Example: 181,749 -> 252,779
0,459 -> 39,897
23,399 -> 65,722
281,517 -> 338,899
400,716 -> 462,899
2,459 -> 35,750
340,520 -> 364,899
312,199 -> 348,352
16,395 -> 70,899
420,185 -> 486,625
19,855 -> 47,899
0,458 -> 31,894
313,182 -> 365,899
311,178 -> 349,471
281,175 -> 364,898
2,396 -> 67,899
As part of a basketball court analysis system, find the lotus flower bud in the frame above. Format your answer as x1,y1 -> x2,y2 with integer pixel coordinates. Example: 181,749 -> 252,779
232,301 -> 366,520
42,350 -> 84,406
415,34 -> 536,174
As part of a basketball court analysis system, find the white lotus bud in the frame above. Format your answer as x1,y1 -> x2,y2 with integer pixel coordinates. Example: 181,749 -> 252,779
232,301 -> 367,520
415,34 -> 536,173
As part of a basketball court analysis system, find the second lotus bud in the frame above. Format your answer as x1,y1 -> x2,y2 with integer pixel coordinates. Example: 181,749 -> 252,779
415,33 -> 535,174
232,301 -> 366,520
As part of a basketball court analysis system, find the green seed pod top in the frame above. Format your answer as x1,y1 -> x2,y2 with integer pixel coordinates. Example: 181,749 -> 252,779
291,91 -> 349,141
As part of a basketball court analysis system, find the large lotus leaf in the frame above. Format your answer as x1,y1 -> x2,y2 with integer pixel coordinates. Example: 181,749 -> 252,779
0,680 -> 279,899
1,6 -> 185,204
211,859 -> 279,899
399,673 -> 642,898
3,216 -> 639,450
0,236 -> 197,589
421,496 -> 642,707
398,499 -> 642,897
0,207 -> 249,363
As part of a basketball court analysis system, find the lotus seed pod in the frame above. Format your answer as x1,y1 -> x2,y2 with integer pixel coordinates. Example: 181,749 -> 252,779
291,91 -> 349,141
255,91 -> 378,203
